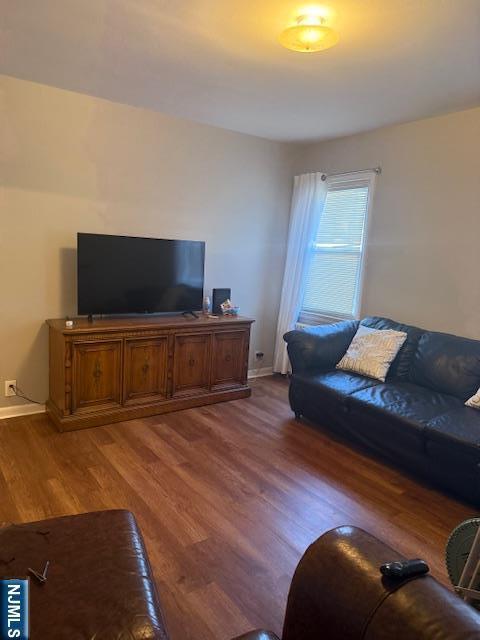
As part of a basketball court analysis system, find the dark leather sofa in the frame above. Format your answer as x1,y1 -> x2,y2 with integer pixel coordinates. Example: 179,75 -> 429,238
284,316 -> 480,505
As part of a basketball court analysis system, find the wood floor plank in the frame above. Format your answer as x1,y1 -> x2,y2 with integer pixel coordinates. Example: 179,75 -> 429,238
0,375 -> 473,639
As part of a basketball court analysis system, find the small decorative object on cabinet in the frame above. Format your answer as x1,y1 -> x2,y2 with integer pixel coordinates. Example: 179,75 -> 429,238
212,288 -> 231,315
46,314 -> 254,431
220,298 -> 240,316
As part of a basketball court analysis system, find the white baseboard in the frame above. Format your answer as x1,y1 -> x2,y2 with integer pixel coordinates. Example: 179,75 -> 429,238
248,366 -> 273,379
0,403 -> 46,420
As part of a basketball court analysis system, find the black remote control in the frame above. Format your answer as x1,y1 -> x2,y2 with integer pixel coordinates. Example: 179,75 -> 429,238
380,559 -> 430,579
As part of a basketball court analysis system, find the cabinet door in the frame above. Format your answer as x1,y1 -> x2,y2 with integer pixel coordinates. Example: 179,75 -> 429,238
123,337 -> 168,406
172,333 -> 211,397
72,340 -> 122,414
211,330 -> 248,390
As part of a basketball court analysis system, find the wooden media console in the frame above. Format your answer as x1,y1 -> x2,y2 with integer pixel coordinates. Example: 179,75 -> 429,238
47,315 -> 254,431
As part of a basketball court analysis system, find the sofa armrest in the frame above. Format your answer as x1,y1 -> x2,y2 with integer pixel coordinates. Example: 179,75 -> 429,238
283,321 -> 358,374
230,631 -> 280,640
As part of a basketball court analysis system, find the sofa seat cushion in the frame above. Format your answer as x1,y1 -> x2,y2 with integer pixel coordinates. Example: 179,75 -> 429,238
347,383 -> 462,455
410,330 -> 480,400
425,408 -> 480,466
292,370 -> 380,400
350,382 -> 462,419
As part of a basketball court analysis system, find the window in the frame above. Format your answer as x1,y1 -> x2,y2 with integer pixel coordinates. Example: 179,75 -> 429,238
301,173 -> 375,322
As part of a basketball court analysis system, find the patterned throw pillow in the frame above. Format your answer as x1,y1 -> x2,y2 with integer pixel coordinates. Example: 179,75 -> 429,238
465,389 -> 480,410
336,325 -> 407,382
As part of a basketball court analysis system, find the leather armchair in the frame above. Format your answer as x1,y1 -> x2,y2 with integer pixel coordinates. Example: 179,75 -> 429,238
233,526 -> 480,640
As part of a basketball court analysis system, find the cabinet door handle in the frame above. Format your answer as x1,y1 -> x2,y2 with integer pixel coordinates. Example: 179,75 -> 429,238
93,360 -> 103,380
189,358 -> 195,366
225,354 -> 232,362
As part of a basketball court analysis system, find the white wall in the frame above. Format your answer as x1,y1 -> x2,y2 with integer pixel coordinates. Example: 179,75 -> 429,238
292,107 -> 480,337
2,74 -> 479,413
0,75 -> 293,409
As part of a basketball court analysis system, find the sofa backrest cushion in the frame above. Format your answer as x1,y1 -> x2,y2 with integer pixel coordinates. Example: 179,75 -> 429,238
410,331 -> 480,399
361,316 -> 424,380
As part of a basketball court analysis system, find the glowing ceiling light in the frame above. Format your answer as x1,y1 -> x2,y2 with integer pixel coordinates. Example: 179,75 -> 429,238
279,14 -> 339,53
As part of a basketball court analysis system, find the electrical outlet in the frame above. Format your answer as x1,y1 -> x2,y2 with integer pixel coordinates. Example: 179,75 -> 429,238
255,351 -> 264,360
5,380 -> 16,397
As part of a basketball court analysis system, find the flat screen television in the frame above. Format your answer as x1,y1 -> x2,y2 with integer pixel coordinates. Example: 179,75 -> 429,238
77,233 -> 205,316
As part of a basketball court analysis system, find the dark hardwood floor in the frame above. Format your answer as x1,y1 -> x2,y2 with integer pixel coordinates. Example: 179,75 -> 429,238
0,376 -> 472,639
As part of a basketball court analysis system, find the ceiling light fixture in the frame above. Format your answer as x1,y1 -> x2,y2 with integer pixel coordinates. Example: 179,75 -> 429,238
279,14 -> 338,53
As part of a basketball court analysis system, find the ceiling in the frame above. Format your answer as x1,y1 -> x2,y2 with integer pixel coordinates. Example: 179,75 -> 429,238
1,0 -> 479,141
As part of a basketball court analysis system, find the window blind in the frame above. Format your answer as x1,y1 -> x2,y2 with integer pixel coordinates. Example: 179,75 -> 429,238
301,182 -> 370,320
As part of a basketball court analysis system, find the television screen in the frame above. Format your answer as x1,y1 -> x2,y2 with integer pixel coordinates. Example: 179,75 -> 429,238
77,233 -> 205,315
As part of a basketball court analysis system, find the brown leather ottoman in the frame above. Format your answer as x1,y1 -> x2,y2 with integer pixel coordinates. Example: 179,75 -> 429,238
0,509 -> 168,640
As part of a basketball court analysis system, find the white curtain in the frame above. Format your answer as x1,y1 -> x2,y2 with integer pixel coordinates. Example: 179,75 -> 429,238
273,172 -> 328,374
